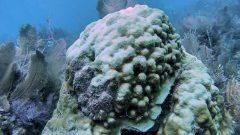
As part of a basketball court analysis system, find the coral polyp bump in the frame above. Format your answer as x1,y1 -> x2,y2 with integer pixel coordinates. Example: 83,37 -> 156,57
42,5 -> 233,135
67,4 -> 182,123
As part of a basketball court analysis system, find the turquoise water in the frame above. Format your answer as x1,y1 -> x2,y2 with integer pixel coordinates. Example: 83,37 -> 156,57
0,0 -> 200,43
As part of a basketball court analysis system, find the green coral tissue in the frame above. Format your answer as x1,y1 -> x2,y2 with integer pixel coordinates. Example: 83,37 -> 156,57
42,5 -> 234,135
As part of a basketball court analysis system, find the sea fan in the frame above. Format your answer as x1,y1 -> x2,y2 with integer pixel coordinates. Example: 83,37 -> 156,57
0,42 -> 16,80
0,63 -> 18,96
97,0 -> 137,18
10,50 -> 48,101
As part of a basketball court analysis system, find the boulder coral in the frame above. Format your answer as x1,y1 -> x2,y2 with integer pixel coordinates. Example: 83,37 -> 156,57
42,5 -> 233,135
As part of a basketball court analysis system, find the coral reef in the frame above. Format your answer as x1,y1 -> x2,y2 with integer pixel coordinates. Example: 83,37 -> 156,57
0,51 -> 58,135
10,50 -> 48,100
179,2 -> 240,132
181,31 -> 227,88
67,4 -> 182,123
0,24 -> 67,134
42,5 -> 233,135
180,1 -> 240,81
157,53 -> 233,135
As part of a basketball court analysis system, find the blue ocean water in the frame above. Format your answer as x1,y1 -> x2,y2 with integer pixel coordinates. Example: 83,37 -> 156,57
0,0 -> 201,43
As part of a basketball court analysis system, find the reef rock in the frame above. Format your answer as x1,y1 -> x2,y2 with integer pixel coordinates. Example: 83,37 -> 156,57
42,5 -> 233,135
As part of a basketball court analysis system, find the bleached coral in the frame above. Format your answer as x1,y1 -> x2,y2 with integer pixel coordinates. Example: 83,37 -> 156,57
43,5 -> 233,135
66,4 -> 183,123
157,53 -> 233,135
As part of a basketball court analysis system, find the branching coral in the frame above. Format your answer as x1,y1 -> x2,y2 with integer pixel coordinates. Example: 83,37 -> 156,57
43,5 -> 233,135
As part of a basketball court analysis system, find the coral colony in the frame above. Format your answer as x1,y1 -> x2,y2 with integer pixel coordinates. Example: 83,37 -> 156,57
42,5 -> 233,135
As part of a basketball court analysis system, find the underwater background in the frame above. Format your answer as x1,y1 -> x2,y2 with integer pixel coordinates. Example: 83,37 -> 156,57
0,0 -> 239,135
0,0 -> 205,43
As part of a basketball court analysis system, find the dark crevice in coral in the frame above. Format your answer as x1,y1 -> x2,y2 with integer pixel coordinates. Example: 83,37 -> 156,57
121,74 -> 181,135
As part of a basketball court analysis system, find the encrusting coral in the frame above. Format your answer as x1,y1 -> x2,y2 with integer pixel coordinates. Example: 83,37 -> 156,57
42,5 -> 234,135
157,53 -> 233,135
